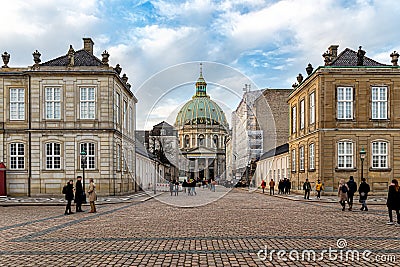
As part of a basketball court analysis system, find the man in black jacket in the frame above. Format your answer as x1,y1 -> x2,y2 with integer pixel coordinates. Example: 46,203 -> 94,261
347,176 -> 358,211
303,179 -> 311,200
358,177 -> 370,211
64,180 -> 74,215
75,176 -> 84,212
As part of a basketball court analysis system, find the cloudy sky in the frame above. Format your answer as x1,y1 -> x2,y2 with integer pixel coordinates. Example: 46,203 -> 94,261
1,0 -> 399,129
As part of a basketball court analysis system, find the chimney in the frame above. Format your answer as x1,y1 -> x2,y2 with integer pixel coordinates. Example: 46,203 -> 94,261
328,45 -> 339,59
83,38 -> 94,55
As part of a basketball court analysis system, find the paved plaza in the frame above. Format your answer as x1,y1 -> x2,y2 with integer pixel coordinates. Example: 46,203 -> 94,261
0,187 -> 398,266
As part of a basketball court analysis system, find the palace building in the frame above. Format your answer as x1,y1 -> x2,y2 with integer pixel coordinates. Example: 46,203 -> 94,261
0,38 -> 137,196
175,65 -> 229,181
288,45 -> 400,192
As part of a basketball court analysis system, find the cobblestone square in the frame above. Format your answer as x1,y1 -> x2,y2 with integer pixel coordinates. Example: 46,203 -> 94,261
0,188 -> 398,266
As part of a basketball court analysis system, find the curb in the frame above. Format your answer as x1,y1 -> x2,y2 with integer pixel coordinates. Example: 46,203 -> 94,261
0,192 -> 164,207
242,188 -> 386,206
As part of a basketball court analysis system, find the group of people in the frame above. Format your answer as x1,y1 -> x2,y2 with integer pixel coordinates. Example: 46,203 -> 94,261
260,178 -> 291,195
170,178 -> 218,196
63,176 -> 97,215
338,176 -> 369,211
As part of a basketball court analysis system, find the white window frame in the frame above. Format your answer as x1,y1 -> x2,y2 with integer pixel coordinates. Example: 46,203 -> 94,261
300,99 -> 305,129
309,143 -> 315,170
372,141 -> 388,168
309,92 -> 315,124
10,143 -> 25,170
114,92 -> 120,124
10,88 -> 25,120
45,87 -> 61,120
292,106 -> 297,133
123,100 -> 128,129
80,87 -> 95,119
337,87 -> 353,120
80,143 -> 95,170
291,149 -> 296,171
116,144 -> 121,171
299,146 -> 305,171
371,86 -> 388,120
337,141 -> 353,168
46,143 -> 61,170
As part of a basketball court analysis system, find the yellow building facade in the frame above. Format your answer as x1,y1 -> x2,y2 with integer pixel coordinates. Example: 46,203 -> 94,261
288,45 -> 400,192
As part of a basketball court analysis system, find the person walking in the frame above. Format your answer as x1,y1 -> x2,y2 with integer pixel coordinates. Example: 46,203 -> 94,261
74,176 -> 84,212
63,180 -> 74,215
346,176 -> 357,211
174,180 -> 180,196
315,180 -> 323,200
260,179 -> 266,194
358,177 -> 370,211
287,179 -> 291,194
338,179 -> 349,211
169,180 -> 175,196
269,179 -> 275,195
87,178 -> 97,213
182,179 -> 188,194
386,179 -> 400,225
303,179 -> 311,200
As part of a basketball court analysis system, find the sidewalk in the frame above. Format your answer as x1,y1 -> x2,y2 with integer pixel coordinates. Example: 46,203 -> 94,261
0,191 -> 163,206
251,188 -> 387,205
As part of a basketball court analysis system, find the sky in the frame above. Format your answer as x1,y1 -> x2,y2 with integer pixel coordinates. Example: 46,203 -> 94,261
1,0 -> 400,129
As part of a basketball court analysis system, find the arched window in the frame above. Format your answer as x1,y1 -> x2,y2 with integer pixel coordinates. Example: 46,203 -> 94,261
372,140 -> 388,168
198,134 -> 205,146
185,135 -> 190,148
337,140 -> 353,169
213,135 -> 219,148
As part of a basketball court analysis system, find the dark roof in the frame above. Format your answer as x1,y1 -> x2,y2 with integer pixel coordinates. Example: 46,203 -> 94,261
260,143 -> 289,160
153,121 -> 174,128
41,49 -> 102,67
330,48 -> 389,67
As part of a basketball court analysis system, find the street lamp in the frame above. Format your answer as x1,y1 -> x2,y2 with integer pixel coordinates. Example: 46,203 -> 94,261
359,147 -> 366,182
80,147 -> 87,203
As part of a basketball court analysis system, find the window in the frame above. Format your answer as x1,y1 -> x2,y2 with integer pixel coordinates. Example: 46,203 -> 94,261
160,129 -> 166,136
114,92 -> 120,124
299,146 -> 305,170
309,143 -> 315,170
10,88 -> 25,120
338,141 -> 353,168
129,106 -> 133,133
372,141 -> 388,168
80,87 -> 95,119
309,92 -> 315,124
213,135 -> 219,148
372,87 -> 388,119
198,134 -> 204,146
300,100 -> 305,129
277,169 -> 280,180
123,100 -> 128,129
116,144 -> 121,171
80,143 -> 95,170
45,87 -> 61,119
291,106 -> 297,133
337,87 -> 353,119
10,143 -> 25,169
185,135 -> 190,148
46,143 -> 61,169
291,149 -> 296,171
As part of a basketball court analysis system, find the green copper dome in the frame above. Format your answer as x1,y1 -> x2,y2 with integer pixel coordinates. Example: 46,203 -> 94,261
175,64 -> 228,128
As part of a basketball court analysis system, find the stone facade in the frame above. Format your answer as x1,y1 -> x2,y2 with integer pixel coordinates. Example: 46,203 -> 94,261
254,89 -> 291,153
288,45 -> 400,192
0,38 -> 137,196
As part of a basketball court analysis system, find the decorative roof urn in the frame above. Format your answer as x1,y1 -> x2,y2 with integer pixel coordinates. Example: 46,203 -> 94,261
32,50 -> 41,65
2,52 -> 10,68
390,51 -> 399,66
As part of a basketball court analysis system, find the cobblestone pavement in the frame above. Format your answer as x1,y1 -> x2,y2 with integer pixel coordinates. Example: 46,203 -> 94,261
0,187 -> 398,266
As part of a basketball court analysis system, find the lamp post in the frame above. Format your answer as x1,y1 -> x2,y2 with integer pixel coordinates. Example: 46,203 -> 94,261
80,147 -> 87,201
359,147 -> 366,182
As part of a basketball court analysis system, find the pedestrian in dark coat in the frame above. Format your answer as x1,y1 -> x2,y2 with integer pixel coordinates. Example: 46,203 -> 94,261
386,179 -> 400,225
303,179 -> 311,200
74,176 -> 84,212
346,176 -> 357,211
64,180 -> 74,215
358,178 -> 370,211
